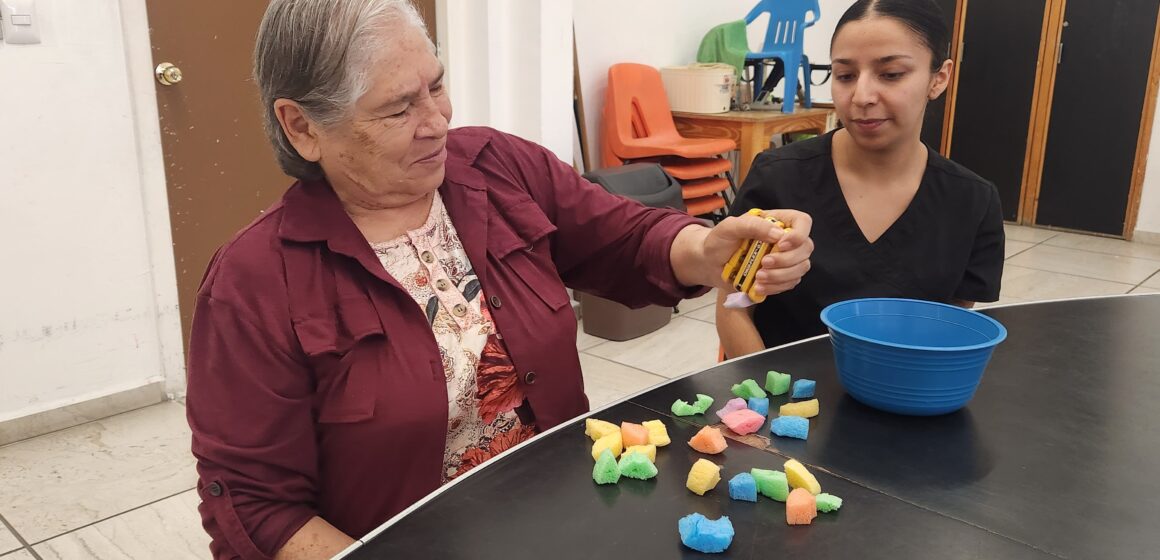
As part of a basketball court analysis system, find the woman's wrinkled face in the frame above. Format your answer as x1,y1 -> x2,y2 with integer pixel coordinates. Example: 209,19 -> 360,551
316,24 -> 452,208
829,16 -> 950,151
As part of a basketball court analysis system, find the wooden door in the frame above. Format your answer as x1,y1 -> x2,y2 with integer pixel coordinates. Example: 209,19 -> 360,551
146,1 -> 438,345
949,0 -> 1046,221
1035,0 -> 1160,235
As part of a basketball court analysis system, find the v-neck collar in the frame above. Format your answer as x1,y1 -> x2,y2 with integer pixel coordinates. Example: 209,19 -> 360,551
823,132 -> 931,249
815,132 -> 939,299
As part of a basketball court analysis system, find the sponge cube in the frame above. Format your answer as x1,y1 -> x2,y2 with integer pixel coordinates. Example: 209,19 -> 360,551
779,399 -> 819,418
620,422 -> 650,447
672,394 -> 715,416
623,444 -> 657,462
765,371 -> 792,395
688,426 -> 728,455
791,379 -> 816,399
784,459 -> 821,495
591,432 -> 623,461
816,493 -> 843,512
786,488 -> 818,525
584,418 -> 619,442
750,468 -> 789,501
678,513 -> 734,553
686,458 -> 722,495
721,408 -> 765,435
642,419 -> 671,447
618,451 -> 658,480
693,394 -> 715,413
770,416 -> 809,440
731,379 -> 767,399
715,397 -> 748,422
592,449 -> 620,484
728,472 -> 758,502
747,397 -> 769,416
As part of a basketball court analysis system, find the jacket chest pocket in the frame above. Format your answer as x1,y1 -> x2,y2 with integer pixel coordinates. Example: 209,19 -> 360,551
293,295 -> 384,424
490,199 -> 569,312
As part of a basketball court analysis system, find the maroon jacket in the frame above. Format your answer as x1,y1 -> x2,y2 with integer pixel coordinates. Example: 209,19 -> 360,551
186,127 -> 704,559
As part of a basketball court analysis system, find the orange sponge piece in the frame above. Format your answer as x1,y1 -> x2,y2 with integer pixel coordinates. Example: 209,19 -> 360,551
620,422 -> 650,447
786,488 -> 818,525
688,426 -> 729,455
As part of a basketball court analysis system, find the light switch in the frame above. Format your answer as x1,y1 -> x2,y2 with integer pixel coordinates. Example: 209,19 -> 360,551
1,0 -> 40,45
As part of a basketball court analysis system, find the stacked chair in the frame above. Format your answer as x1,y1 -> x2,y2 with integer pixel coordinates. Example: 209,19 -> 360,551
601,63 -> 738,218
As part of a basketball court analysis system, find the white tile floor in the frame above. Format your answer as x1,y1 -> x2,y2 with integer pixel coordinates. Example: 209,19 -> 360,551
2,224 -> 1160,559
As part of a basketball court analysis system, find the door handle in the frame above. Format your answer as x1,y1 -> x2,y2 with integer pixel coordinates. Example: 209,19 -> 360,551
155,62 -> 183,86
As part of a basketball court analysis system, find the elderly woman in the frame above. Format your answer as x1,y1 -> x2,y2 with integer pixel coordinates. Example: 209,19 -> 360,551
186,1 -> 813,558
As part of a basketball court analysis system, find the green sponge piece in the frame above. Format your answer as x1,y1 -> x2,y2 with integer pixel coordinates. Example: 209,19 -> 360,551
592,449 -> 620,484
671,399 -> 698,416
618,451 -> 658,480
765,371 -> 791,396
816,493 -> 843,512
693,393 -> 715,413
751,468 -> 789,502
672,394 -> 716,416
731,379 -> 767,399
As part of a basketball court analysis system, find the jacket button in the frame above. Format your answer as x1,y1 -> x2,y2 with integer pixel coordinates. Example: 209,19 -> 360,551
524,371 -> 537,384
489,295 -> 502,308
207,482 -> 223,497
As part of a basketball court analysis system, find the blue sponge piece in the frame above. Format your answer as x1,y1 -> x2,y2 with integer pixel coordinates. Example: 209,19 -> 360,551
747,397 -> 769,417
728,472 -> 758,502
678,513 -> 734,553
791,379 -> 816,399
770,415 -> 809,440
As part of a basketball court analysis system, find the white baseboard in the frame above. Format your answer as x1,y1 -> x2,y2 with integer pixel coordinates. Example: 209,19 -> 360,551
0,381 -> 167,446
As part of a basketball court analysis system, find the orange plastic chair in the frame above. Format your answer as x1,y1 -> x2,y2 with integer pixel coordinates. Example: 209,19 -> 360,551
601,63 -> 737,165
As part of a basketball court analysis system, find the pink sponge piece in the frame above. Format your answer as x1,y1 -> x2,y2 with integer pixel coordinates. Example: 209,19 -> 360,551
721,408 -> 765,435
714,398 -> 749,422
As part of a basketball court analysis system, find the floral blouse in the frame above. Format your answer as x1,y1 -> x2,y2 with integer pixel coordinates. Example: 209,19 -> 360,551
371,194 -> 536,483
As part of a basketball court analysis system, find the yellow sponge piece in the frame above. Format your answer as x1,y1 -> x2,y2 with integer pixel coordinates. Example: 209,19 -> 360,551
784,459 -> 821,495
686,458 -> 723,496
592,432 -> 623,461
585,418 -> 621,442
624,444 -> 657,462
778,399 -> 819,418
642,419 -> 671,447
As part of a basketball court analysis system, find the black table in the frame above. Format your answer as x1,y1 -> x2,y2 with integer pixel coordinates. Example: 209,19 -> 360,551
340,295 -> 1160,559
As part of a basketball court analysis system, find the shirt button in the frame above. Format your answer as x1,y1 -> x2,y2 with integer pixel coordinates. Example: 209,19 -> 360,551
421,251 -> 435,264
436,279 -> 450,291
452,303 -> 467,317
524,371 -> 537,384
489,295 -> 502,308
207,482 -> 223,497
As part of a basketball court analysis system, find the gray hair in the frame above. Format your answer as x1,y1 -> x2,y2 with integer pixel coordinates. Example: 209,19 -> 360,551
254,0 -> 431,180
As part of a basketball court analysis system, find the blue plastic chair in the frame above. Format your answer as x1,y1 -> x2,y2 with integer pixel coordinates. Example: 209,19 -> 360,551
745,0 -> 820,113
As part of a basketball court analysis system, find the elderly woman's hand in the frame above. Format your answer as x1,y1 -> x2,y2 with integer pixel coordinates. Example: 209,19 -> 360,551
671,210 -> 814,296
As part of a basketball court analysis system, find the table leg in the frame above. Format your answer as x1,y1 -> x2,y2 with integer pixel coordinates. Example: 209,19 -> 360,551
737,122 -> 770,186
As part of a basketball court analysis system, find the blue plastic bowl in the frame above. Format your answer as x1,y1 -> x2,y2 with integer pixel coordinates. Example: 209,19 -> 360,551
819,298 -> 1007,416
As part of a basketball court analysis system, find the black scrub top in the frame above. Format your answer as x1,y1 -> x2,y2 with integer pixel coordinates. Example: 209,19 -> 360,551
730,130 -> 1004,349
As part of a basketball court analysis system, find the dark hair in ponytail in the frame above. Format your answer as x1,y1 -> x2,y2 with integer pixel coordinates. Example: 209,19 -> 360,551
832,0 -> 950,71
